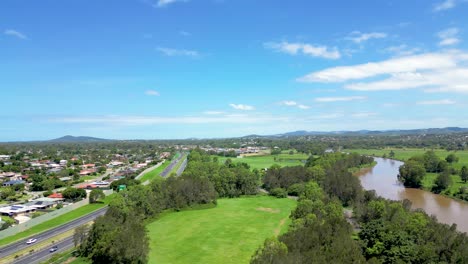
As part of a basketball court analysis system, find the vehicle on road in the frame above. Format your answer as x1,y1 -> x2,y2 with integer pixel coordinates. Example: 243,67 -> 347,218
49,246 -> 58,253
26,238 -> 37,244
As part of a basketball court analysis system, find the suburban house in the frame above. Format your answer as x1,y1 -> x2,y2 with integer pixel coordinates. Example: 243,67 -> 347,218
3,180 -> 25,187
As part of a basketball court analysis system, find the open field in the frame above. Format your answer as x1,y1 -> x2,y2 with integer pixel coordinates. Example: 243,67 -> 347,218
348,148 -> 468,194
147,196 -> 296,264
215,151 -> 309,170
0,195 -> 114,247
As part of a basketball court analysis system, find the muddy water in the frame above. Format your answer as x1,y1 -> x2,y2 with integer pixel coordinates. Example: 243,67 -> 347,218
357,157 -> 468,233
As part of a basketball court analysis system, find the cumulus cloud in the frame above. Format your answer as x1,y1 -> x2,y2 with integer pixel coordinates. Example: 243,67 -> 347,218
315,96 -> 366,102
265,41 -> 341,59
145,90 -> 160,96
347,31 -> 387,43
156,47 -> 199,57
437,28 -> 460,46
229,104 -> 255,111
4,29 -> 28,40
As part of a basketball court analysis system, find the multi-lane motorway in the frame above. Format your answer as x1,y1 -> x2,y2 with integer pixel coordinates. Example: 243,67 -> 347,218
13,236 -> 74,264
0,207 -> 107,264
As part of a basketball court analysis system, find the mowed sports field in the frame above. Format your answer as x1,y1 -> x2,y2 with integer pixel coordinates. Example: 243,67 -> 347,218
215,151 -> 309,170
147,196 -> 296,264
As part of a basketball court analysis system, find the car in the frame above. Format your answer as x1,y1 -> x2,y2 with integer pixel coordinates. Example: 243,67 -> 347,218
26,238 -> 37,244
49,246 -> 58,253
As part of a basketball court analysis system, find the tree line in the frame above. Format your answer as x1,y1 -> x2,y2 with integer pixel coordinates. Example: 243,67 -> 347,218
252,153 -> 468,263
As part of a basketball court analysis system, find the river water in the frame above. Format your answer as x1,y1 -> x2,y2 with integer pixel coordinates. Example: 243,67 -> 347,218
357,157 -> 468,233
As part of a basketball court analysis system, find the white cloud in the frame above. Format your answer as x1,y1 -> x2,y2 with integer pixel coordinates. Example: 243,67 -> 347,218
347,31 -> 387,43
265,41 -> 341,59
315,96 -> 366,102
434,0 -> 456,12
145,90 -> 160,96
156,47 -> 199,57
280,101 -> 310,109
156,0 -> 186,7
417,99 -> 456,105
4,29 -> 28,40
437,28 -> 460,46
229,104 -> 255,111
281,101 -> 297,106
298,52 -> 462,83
385,45 -> 421,56
48,114 -> 291,126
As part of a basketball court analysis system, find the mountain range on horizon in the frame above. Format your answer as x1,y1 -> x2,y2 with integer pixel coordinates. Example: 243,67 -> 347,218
40,127 -> 468,142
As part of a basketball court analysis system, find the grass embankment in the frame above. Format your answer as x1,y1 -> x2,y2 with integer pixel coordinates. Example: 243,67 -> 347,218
349,161 -> 378,174
0,194 -> 115,247
348,148 -> 468,196
139,153 -> 182,182
139,161 -> 170,182
216,150 -> 309,170
147,196 -> 296,264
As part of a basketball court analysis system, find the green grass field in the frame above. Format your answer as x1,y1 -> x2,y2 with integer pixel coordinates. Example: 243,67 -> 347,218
348,148 -> 468,195
215,151 -> 309,170
0,194 -> 114,247
147,196 -> 296,264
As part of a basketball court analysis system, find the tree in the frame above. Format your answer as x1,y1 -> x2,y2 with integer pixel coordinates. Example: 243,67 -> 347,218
389,150 -> 395,158
461,166 -> 468,183
433,171 -> 452,194
398,160 -> 426,188
89,189 -> 105,203
74,225 -> 89,247
251,238 -> 288,264
445,153 -> 459,163
62,187 -> 87,201
270,188 -> 287,198
423,151 -> 440,172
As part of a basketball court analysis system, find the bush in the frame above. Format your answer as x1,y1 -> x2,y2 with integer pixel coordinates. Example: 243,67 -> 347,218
43,190 -> 53,197
270,188 -> 288,198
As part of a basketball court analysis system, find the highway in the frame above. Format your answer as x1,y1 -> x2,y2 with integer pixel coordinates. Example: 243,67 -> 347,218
0,207 -> 107,260
13,236 -> 74,264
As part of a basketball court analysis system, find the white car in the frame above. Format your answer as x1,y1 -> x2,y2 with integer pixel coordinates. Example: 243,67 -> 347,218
26,238 -> 37,244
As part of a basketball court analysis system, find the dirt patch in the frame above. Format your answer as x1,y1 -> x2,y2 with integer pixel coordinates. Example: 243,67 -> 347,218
256,207 -> 280,213
274,218 -> 287,236
63,257 -> 77,264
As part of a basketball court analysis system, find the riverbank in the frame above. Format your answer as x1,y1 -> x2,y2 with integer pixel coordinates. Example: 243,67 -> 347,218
348,148 -> 468,202
356,157 -> 468,233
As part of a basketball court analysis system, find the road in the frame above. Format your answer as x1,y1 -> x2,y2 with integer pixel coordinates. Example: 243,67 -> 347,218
12,236 -> 74,264
176,158 -> 188,176
160,153 -> 185,178
0,207 -> 107,260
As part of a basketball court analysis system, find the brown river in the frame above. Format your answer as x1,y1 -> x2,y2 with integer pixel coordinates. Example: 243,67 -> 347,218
357,157 -> 468,233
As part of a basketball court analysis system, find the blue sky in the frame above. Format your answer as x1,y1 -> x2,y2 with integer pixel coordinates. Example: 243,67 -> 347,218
1,0 -> 468,140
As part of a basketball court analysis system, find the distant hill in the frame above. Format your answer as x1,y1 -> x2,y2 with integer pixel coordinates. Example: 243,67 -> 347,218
49,135 -> 111,143
248,127 -> 468,138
